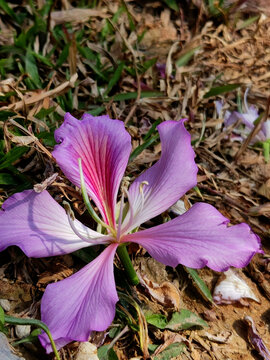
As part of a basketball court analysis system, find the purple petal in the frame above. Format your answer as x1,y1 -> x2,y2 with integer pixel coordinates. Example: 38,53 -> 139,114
53,113 -> 131,226
244,316 -> 270,360
224,111 -> 239,128
122,120 -> 197,233
39,244 -> 118,352
0,190 -> 110,257
215,100 -> 224,116
123,203 -> 261,271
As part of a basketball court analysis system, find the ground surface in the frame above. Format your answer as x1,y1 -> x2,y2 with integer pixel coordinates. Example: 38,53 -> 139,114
0,0 -> 270,359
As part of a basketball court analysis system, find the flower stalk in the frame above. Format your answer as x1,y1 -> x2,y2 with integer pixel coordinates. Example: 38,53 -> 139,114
117,244 -> 140,285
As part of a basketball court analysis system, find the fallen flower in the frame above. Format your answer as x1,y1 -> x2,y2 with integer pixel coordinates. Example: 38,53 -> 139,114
216,89 -> 270,144
0,113 -> 262,352
213,268 -> 260,305
244,316 -> 270,360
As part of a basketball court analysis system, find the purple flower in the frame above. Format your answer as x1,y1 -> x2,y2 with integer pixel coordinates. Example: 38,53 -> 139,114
0,113 -> 261,352
216,90 -> 270,144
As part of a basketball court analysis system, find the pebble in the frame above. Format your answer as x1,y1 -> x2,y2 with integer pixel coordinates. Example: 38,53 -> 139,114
0,299 -> 11,312
75,342 -> 99,360
0,332 -> 25,360
15,325 -> 31,339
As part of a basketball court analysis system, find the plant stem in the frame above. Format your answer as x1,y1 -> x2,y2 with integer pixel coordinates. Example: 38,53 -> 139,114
4,315 -> 60,360
117,244 -> 139,285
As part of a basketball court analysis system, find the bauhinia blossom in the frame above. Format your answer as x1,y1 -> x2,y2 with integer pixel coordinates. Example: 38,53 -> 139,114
0,113 -> 261,352
216,90 -> 270,144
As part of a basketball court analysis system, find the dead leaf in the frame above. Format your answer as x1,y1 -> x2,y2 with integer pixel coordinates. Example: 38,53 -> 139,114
258,178 -> 270,200
51,9 -> 108,25
34,173 -> 59,193
137,258 -> 181,310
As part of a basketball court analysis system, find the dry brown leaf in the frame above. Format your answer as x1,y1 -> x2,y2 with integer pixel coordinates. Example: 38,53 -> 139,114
37,263 -> 73,287
258,178 -> 270,200
136,258 -> 181,310
2,73 -> 78,111
51,9 -> 108,25
33,173 -> 59,193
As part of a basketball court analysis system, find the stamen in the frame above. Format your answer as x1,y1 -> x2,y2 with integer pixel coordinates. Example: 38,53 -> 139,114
63,201 -> 110,245
78,158 -> 116,237
116,194 -> 125,241
138,180 -> 149,211
139,180 -> 149,194
121,181 -> 148,234
120,187 -> 134,234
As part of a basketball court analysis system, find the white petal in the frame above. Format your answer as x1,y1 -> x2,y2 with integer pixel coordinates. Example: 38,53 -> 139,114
213,268 -> 260,304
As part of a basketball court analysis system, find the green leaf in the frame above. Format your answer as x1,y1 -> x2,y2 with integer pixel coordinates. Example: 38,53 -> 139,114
121,0 -> 136,31
0,110 -> 16,121
148,344 -> 159,353
56,44 -> 70,68
145,313 -> 167,329
98,345 -> 118,360
153,343 -> 186,360
166,309 -> 208,330
127,58 -> 158,76
162,0 -> 179,11
0,0 -> 20,23
143,118 -> 162,142
263,140 -> 270,163
106,91 -> 162,102
12,328 -> 42,346
78,46 -> 96,61
103,62 -> 125,97
237,15 -> 260,30
36,132 -> 56,147
139,58 -> 158,74
86,106 -> 106,116
129,133 -> 159,162
146,309 -> 207,331
0,306 -> 8,335
207,0 -> 224,15
30,51 -> 54,67
25,49 -> 42,88
0,173 -> 18,185
0,306 -> 4,326
176,47 -> 200,67
73,247 -> 98,263
101,7 -> 124,39
0,147 -> 28,170
84,60 -> 107,81
108,327 -> 120,338
203,83 -> 241,98
35,107 -> 56,119
185,267 -> 213,303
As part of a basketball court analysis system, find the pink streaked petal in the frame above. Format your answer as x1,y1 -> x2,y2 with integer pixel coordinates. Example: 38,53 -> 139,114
123,203 -> 262,271
122,120 -> 198,233
53,113 -> 131,226
0,190 -> 110,257
39,244 -> 118,352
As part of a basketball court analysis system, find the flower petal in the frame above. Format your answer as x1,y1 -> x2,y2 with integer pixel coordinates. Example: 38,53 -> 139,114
122,120 -> 197,232
123,203 -> 261,271
39,244 -> 118,352
0,190 -> 110,257
53,113 -> 131,226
